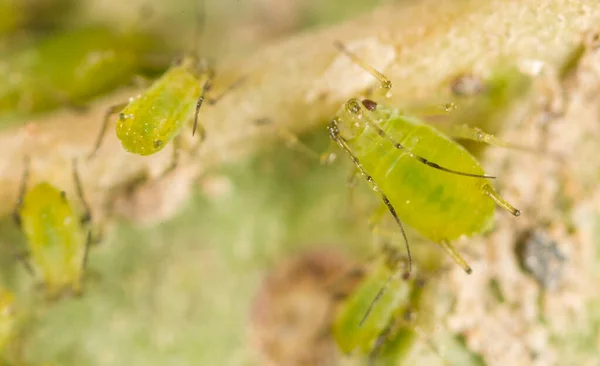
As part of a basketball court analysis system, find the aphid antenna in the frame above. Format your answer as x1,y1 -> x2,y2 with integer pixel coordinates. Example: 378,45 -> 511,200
359,271 -> 397,327
191,0 -> 207,60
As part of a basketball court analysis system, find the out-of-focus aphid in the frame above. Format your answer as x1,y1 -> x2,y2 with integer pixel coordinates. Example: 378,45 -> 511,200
13,158 -> 97,299
0,26 -> 168,120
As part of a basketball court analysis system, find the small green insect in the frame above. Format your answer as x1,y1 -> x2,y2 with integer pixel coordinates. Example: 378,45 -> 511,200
0,289 -> 15,353
328,41 -> 521,275
89,3 -> 242,170
12,158 -> 97,299
0,26 -> 167,121
332,246 -> 425,365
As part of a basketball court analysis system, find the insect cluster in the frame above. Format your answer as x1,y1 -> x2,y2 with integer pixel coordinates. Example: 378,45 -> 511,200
1,0 -> 587,365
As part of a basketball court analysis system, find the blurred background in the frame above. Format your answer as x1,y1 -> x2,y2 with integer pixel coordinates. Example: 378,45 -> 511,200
1,0 -> 599,365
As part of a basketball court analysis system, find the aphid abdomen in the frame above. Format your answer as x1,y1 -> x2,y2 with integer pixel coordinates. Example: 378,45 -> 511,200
356,113 -> 495,243
116,64 -> 202,156
20,183 -> 86,295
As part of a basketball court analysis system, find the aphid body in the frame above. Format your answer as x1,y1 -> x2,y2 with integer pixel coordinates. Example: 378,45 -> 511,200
336,101 -> 495,243
0,27 -> 165,119
17,183 -> 88,298
115,56 -> 210,155
330,42 -> 520,273
332,251 -> 422,362
13,161 -> 93,299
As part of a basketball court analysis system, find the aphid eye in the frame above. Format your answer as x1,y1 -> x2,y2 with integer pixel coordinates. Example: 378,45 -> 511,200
153,140 -> 163,148
362,99 -> 378,111
60,191 -> 67,201
118,113 -> 125,120
347,99 -> 362,114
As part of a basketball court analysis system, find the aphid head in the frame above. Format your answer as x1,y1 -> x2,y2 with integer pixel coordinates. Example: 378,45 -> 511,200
334,98 -> 377,140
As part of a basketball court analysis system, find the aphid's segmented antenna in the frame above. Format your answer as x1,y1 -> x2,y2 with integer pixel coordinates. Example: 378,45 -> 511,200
328,118 -> 413,272
359,272 -> 397,326
192,0 -> 206,59
349,99 -> 496,180
333,41 -> 392,91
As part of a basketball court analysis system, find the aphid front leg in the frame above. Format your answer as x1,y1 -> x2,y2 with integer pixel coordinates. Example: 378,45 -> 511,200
88,102 -> 129,159
328,118 -> 413,274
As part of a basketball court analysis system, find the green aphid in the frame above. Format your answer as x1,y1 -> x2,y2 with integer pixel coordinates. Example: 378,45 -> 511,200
0,0 -> 74,37
89,3 -> 242,170
329,42 -> 521,275
12,159 -> 97,299
0,26 -> 166,120
332,249 -> 423,364
0,289 -> 15,353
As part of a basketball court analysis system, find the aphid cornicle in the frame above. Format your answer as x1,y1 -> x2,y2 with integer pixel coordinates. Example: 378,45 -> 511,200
12,158 -> 96,299
329,41 -> 521,275
89,3 -> 242,171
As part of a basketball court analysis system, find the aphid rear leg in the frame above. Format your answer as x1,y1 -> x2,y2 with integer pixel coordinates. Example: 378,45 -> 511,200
482,184 -> 521,216
438,240 -> 472,274
162,135 -> 181,178
72,159 -> 92,225
88,102 -> 128,160
12,156 -> 31,228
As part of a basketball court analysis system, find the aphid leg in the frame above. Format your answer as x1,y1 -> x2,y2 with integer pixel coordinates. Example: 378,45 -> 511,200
192,70 -> 215,139
12,156 -> 31,227
334,41 -> 392,93
205,76 -> 246,106
443,124 -> 560,157
329,118 -> 412,274
254,118 -> 320,160
439,240 -> 472,274
72,158 -> 92,224
193,74 -> 247,140
482,184 -> 521,216
15,250 -> 34,276
88,102 -> 128,159
347,99 -> 496,179
163,135 -> 181,177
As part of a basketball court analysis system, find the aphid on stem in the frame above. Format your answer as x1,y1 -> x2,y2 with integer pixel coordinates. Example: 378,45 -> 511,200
328,41 -> 521,318
88,0 -> 243,174
12,157 -> 99,299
